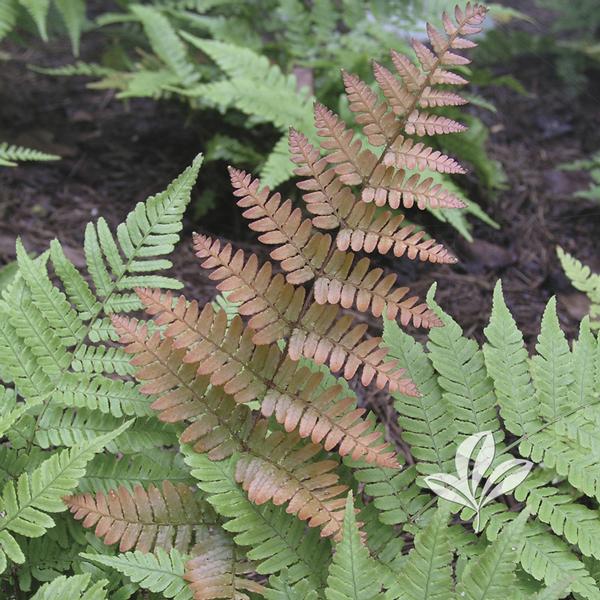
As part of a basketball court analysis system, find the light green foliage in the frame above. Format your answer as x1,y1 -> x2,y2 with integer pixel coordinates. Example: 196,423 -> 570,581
81,549 -> 192,600
560,151 -> 600,202
30,573 -> 108,599
558,246 -> 600,329
2,0 -> 85,54
425,285 -> 503,442
0,142 -> 59,167
0,157 -> 201,593
0,421 -> 131,572
482,282 -> 538,435
325,492 -> 382,600
455,511 -> 526,599
389,505 -> 452,600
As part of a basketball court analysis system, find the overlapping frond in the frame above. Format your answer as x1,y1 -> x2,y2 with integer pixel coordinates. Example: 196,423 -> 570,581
125,289 -> 406,463
425,286 -> 503,440
531,298 -> 573,422
0,422 -> 130,573
192,236 -> 417,395
235,421 -> 348,539
64,481 -> 213,553
30,573 -> 108,600
185,532 -> 265,600
382,319 -> 456,476
115,315 -> 354,539
113,315 -> 253,460
483,281 -> 539,436
324,493 -> 381,599
387,505 -> 452,600
81,548 -> 191,600
515,471 -> 600,560
184,451 -> 330,588
228,168 -> 439,328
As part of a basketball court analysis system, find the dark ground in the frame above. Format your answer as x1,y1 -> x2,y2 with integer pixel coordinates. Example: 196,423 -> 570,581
1,0 -> 599,353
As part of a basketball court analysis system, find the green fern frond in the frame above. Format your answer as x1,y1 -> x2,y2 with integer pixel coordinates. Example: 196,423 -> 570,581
0,420 -> 131,573
80,450 -> 194,494
515,471 -> 600,560
53,0 -> 86,56
425,286 -> 503,442
456,511 -> 526,599
558,247 -> 600,329
130,4 -> 199,87
382,318 -> 456,476
358,503 -> 405,591
531,297 -> 573,422
388,505 -> 452,600
34,407 -> 177,453
518,521 -> 600,600
17,0 -> 50,40
54,373 -> 153,418
265,570 -> 319,599
0,385 -> 27,439
30,573 -> 108,600
0,0 -> 18,42
350,461 -> 429,526
483,281 -> 539,436
325,491 -> 382,599
81,548 -> 191,600
0,142 -> 59,167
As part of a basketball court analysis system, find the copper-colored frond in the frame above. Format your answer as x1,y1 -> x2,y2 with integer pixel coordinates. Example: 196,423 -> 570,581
185,532 -> 264,600
342,70 -> 398,146
265,360 -> 401,466
193,233 -> 304,344
337,202 -> 457,264
419,87 -> 467,108
293,302 -> 419,396
314,254 -> 442,328
132,289 -> 400,466
134,289 -> 280,404
363,166 -> 465,210
383,136 -> 466,175
372,61 -> 413,120
314,103 -> 377,185
290,128 -> 355,231
390,49 -> 425,92
113,314 -> 253,459
238,425 -> 348,538
64,482 -> 212,553
228,167 -> 329,284
405,111 -> 466,136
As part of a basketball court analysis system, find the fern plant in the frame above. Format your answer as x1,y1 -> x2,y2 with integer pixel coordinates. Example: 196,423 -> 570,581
58,4 -> 569,597
0,142 -> 60,167
33,0 -> 507,237
558,247 -> 600,329
0,155 -> 202,595
560,151 -> 600,202
0,0 -> 86,55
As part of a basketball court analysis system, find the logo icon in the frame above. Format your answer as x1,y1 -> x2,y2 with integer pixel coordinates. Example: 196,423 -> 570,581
424,431 -> 532,532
